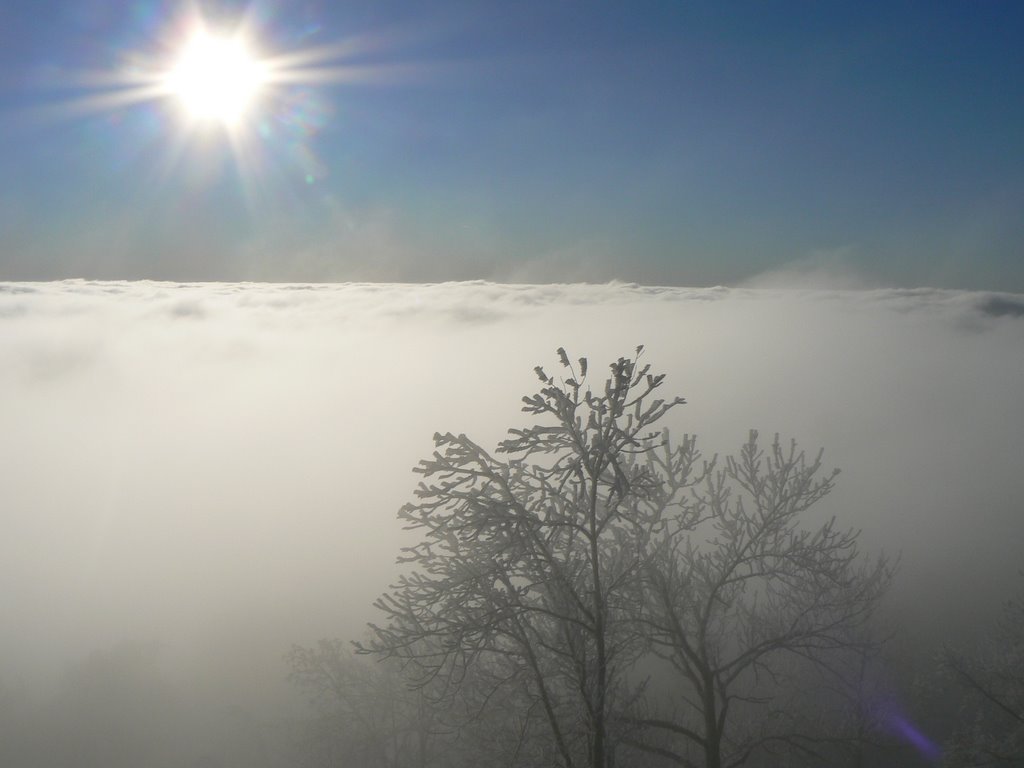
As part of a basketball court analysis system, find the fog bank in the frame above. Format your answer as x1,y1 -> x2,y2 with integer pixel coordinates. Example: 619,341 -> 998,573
1,279 -> 1021,698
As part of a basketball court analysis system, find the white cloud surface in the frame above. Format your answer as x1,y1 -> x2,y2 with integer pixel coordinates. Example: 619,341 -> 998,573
1,279 -> 1022,694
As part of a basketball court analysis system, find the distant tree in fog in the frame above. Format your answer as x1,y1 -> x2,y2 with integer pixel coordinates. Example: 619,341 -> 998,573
0,677 -> 33,767
287,638 -> 573,767
19,641 -> 180,768
286,639 -> 442,767
360,348 -> 894,768
941,587 -> 1024,766
4,641 -> 294,768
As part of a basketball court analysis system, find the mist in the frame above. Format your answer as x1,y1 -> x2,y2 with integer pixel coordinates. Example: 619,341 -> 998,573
1,279 -> 1022,763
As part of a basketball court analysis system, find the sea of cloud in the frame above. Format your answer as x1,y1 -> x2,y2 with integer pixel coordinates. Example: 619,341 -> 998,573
1,279 -> 1022,699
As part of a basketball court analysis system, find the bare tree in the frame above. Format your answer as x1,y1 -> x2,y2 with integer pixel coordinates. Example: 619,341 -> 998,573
361,348 -> 893,768
361,347 -> 703,768
624,432 -> 894,768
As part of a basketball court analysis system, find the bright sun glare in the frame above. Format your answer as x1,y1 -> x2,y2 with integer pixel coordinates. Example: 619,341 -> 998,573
164,30 -> 268,126
28,8 -> 393,185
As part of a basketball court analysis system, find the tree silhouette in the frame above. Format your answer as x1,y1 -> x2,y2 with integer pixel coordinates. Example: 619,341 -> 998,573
363,348 -> 893,768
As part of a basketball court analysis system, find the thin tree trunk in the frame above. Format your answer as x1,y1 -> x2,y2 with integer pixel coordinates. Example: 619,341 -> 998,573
589,473 -> 607,768
702,672 -> 721,768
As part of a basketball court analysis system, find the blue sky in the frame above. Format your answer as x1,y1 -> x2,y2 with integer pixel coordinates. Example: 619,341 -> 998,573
1,1 -> 1022,288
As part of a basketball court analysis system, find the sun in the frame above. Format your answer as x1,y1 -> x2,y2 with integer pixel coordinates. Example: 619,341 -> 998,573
19,7 -> 411,190
164,29 -> 268,127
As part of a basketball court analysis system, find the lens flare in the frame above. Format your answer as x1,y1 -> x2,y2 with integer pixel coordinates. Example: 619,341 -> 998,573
873,699 -> 943,763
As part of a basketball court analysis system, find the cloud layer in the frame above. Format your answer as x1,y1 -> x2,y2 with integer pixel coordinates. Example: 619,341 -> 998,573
2,279 -> 1022,696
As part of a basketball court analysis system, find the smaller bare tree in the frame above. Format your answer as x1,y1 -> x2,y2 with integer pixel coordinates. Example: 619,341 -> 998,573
624,431 -> 894,768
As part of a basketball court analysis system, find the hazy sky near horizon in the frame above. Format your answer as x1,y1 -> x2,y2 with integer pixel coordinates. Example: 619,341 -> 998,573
2,1 -> 1022,288
2,280 -> 1023,696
